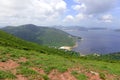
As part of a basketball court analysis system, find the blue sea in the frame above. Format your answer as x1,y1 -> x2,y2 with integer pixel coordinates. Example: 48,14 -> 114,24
66,29 -> 120,54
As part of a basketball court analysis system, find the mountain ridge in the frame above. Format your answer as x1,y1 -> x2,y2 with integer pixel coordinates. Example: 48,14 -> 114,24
1,24 -> 76,48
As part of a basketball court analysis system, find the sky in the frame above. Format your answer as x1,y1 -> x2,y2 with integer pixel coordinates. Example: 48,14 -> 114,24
0,0 -> 120,28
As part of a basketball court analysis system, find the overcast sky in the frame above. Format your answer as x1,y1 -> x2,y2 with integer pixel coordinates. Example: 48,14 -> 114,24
0,0 -> 120,28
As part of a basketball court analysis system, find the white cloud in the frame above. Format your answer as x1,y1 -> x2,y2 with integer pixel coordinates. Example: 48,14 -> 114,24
72,3 -> 86,12
100,14 -> 113,23
70,0 -> 117,26
0,0 -> 67,26
63,15 -> 74,22
75,13 -> 85,20
74,0 -> 116,14
63,13 -> 86,24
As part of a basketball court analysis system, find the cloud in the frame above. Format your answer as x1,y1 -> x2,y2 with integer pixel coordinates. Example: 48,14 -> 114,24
75,13 -> 85,20
99,14 -> 113,23
70,0 -> 117,26
0,0 -> 67,26
63,13 -> 86,24
72,3 -> 86,12
74,0 -> 116,14
63,15 -> 74,22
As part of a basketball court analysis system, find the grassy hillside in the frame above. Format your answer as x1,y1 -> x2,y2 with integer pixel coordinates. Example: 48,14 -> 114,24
2,24 -> 76,47
0,30 -> 43,50
0,30 -> 79,56
0,46 -> 120,80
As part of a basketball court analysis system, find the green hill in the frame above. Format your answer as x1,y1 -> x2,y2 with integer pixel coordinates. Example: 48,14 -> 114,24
1,24 -> 76,47
0,30 -> 78,56
0,30 -> 42,50
0,30 -> 120,80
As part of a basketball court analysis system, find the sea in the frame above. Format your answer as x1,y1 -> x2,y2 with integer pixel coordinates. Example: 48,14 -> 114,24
66,29 -> 120,54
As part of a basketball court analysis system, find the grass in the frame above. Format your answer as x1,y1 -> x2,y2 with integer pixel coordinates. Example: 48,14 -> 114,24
0,70 -> 16,79
17,66 -> 44,80
71,71 -> 87,80
99,72 -> 106,80
78,59 -> 120,75
42,74 -> 50,80
0,57 -> 8,62
17,66 -> 38,76
20,51 -> 75,73
0,46 -> 120,79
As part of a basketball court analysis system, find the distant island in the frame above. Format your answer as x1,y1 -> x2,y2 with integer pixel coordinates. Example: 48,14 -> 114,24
88,27 -> 107,30
114,29 -> 120,32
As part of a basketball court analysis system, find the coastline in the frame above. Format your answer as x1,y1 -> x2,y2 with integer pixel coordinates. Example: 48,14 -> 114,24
72,42 -> 78,49
59,41 -> 78,51
59,37 -> 82,51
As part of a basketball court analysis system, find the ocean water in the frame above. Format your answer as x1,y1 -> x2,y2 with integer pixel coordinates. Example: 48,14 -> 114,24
66,30 -> 120,54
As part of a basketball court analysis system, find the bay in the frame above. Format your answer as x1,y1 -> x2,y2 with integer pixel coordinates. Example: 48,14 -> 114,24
66,29 -> 120,54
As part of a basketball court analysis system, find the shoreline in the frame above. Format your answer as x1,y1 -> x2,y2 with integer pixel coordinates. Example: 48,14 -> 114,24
59,37 -> 82,51
59,41 -> 78,51
72,42 -> 78,49
71,37 -> 82,50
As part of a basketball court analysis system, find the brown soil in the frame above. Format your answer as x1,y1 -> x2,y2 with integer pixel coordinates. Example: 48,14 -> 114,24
16,75 -> 28,80
68,67 -> 102,80
106,74 -> 120,80
48,70 -> 77,80
32,67 -> 45,75
0,60 -> 19,70
85,71 -> 102,80
0,59 -> 118,80
0,59 -> 29,80
17,57 -> 27,63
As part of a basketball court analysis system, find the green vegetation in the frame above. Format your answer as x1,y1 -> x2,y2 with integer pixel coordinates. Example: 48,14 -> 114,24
0,70 -> 16,79
71,71 -> 87,80
0,46 -> 120,79
0,30 -> 79,57
42,75 -> 49,80
2,24 -> 76,47
82,53 -> 120,62
17,66 -> 38,76
99,72 -> 106,80
0,30 -> 44,50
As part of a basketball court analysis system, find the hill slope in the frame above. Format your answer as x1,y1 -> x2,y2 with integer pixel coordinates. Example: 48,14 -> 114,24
0,30 -> 42,50
0,30 -> 78,56
1,24 -> 76,47
0,46 -> 120,80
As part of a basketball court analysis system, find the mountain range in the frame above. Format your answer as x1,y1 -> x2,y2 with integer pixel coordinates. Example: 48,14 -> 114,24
1,24 -> 76,47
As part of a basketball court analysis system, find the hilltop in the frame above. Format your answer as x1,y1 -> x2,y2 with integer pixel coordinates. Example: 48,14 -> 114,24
0,30 -> 120,80
1,24 -> 76,48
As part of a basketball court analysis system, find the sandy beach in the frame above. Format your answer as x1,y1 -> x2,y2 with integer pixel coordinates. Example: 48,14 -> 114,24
59,42 -> 78,51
